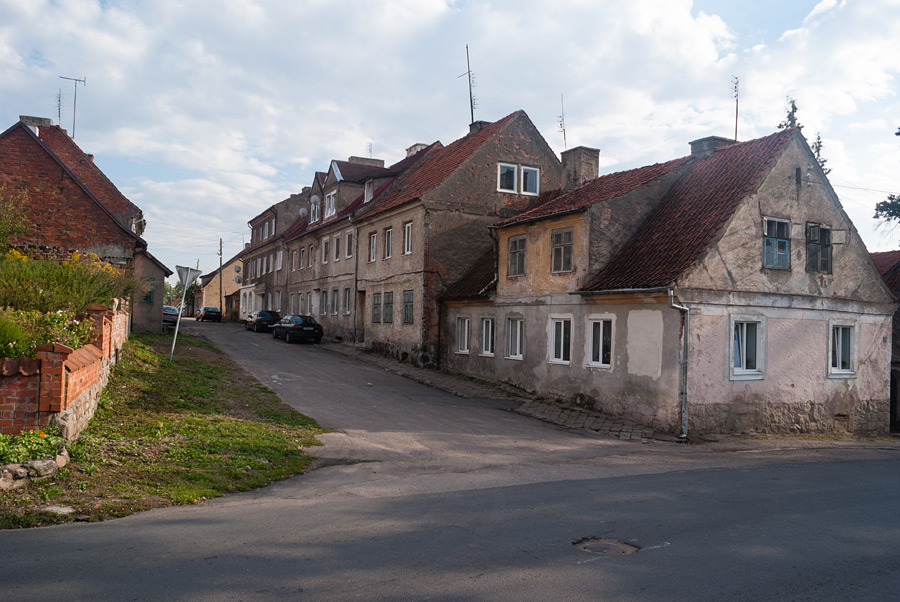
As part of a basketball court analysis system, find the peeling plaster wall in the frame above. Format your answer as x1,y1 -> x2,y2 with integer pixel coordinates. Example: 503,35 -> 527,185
443,297 -> 684,432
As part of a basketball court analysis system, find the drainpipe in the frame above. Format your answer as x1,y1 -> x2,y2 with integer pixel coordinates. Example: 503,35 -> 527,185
668,287 -> 690,439
352,224 -> 359,345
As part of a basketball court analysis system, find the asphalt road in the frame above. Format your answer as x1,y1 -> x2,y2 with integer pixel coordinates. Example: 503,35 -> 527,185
1,322 -> 899,601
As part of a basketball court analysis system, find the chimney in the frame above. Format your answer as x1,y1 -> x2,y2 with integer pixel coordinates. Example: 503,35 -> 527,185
469,120 -> 491,134
561,146 -> 600,191
347,156 -> 385,168
406,143 -> 428,157
19,115 -> 53,135
689,136 -> 735,158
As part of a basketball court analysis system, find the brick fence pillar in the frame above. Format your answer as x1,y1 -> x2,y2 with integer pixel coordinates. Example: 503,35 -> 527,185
36,342 -> 73,413
84,304 -> 112,359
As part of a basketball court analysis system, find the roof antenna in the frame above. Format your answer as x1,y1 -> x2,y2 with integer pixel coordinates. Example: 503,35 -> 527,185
60,75 -> 86,139
57,88 -> 62,123
367,142 -> 373,158
732,75 -> 739,141
458,45 -> 477,124
558,94 -> 567,150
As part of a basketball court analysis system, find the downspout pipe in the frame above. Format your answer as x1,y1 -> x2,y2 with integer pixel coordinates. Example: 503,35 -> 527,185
668,287 -> 690,439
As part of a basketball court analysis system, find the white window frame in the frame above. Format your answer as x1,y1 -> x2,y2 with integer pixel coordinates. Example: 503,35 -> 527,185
551,228 -> 573,273
548,314 -> 573,365
346,231 -> 353,258
384,227 -> 392,259
333,235 -> 340,261
729,314 -> 766,380
585,314 -> 615,368
364,180 -> 374,203
275,291 -> 281,311
322,239 -> 329,264
828,320 -> 857,378
498,162 -> 517,193
290,293 -> 295,314
505,317 -> 524,360
508,235 -> 526,277
264,221 -> 269,239
308,245 -> 313,267
325,191 -> 337,218
521,166 -> 540,196
269,254 -> 274,273
763,216 -> 791,270
403,221 -> 412,255
456,317 -> 470,354
310,198 -> 320,222
300,248 -> 306,269
306,292 -> 312,315
369,232 -> 377,262
320,291 -> 327,315
267,292 -> 272,311
343,287 -> 351,315
331,288 -> 338,314
291,250 -> 297,271
480,317 -> 495,357
276,250 -> 283,271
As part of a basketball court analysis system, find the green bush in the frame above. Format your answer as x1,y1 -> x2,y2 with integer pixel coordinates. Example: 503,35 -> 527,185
0,309 -> 94,359
0,426 -> 65,464
0,251 -> 147,313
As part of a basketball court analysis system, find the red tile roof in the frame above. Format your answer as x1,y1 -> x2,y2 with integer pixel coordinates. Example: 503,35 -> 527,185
871,250 -> 900,293
581,128 -> 798,292
495,156 -> 691,228
37,125 -> 142,225
354,111 -> 523,220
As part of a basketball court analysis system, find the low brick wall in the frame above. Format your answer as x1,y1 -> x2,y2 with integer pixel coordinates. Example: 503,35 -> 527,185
0,304 -> 128,440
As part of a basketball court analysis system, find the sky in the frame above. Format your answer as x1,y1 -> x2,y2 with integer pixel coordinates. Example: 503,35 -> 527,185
2,0 -> 899,280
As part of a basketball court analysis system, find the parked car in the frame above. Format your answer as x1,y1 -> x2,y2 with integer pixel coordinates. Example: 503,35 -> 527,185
162,305 -> 180,326
196,306 -> 222,322
272,315 -> 323,344
245,310 -> 281,332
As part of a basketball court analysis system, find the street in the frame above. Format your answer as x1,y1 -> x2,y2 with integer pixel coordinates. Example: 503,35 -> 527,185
2,322 -> 899,601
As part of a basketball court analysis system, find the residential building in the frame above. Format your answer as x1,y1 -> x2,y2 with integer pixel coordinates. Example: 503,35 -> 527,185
442,129 -> 895,436
0,116 -> 171,333
197,249 -> 246,319
870,249 -> 900,432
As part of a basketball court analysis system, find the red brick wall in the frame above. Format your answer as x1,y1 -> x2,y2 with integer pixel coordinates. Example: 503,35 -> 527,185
0,126 -> 138,258
0,306 -> 128,437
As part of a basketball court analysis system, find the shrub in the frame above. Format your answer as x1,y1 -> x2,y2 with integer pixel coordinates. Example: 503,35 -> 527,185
0,250 -> 148,313
0,309 -> 94,359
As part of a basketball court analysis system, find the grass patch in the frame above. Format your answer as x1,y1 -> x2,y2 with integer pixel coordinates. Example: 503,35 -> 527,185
0,334 -> 327,528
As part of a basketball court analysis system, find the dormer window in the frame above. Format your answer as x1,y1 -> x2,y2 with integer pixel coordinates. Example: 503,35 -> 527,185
310,196 -> 321,222
264,221 -> 269,239
364,180 -> 375,203
325,191 -> 337,218
498,163 -> 517,193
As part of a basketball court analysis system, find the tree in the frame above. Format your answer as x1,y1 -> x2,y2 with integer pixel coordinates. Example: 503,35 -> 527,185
777,96 -> 801,130
873,127 -> 900,224
0,184 -> 30,253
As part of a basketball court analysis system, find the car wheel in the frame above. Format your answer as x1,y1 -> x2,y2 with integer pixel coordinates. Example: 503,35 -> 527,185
285,332 -> 293,344
254,323 -> 260,332
314,336 -> 322,344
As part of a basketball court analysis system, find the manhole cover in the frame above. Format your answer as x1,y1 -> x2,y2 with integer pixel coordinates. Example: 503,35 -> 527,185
573,537 -> 639,556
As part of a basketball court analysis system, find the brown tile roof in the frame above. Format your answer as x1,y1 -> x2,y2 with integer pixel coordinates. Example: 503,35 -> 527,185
354,111 -> 523,220
581,128 -> 798,292
333,160 -> 389,183
442,248 -> 497,301
871,250 -> 900,293
495,157 -> 691,228
37,125 -> 142,224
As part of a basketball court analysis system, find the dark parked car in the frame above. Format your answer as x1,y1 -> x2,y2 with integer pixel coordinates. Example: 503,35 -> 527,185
272,315 -> 323,344
245,310 -> 281,332
162,305 -> 180,325
196,306 -> 222,322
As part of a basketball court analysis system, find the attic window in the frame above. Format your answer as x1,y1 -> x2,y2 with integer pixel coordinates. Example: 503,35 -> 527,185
763,217 -> 791,270
498,163 -> 517,193
364,180 -> 374,203
806,223 -> 832,274
522,166 -> 540,195
324,191 -> 337,218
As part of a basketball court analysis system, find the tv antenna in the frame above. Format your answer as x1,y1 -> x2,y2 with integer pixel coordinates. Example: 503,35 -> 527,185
57,88 -> 62,123
367,142 -> 373,158
60,75 -> 86,138
458,45 -> 477,124
732,75 -> 739,141
558,94 -> 567,150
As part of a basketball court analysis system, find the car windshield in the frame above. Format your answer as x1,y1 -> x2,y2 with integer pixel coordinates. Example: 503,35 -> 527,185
267,312 -> 281,319
296,316 -> 318,325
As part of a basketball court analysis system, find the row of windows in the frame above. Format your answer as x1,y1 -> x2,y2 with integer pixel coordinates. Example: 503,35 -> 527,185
369,222 -> 412,262
455,315 -> 614,367
372,290 -> 415,324
454,313 -> 857,378
731,316 -> 855,379
253,217 -> 276,245
508,227 -> 573,277
763,217 -> 835,273
248,250 -> 284,279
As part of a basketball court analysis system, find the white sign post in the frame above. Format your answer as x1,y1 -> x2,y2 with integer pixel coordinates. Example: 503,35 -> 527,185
170,265 -> 202,361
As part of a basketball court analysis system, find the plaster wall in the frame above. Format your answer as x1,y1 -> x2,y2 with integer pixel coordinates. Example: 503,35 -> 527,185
443,296 -> 684,432
686,302 -> 891,435
131,253 -> 167,333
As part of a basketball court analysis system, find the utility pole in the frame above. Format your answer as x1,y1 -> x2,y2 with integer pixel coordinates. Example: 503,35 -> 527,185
218,238 -> 224,316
